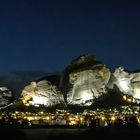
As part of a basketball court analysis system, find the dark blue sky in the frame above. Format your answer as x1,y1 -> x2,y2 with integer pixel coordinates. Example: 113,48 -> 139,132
0,0 -> 140,74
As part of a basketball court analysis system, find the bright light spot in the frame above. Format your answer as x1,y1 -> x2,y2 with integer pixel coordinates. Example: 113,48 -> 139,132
46,116 -> 50,120
81,92 -> 90,100
80,91 -> 93,104
25,103 -> 30,106
32,96 -> 47,105
111,116 -> 116,121
34,116 -> 38,120
137,117 -> 140,123
133,88 -> 140,99
51,116 -> 55,119
69,121 -> 77,125
27,117 -> 33,121
118,80 -> 129,92
69,117 -> 72,121
22,99 -> 27,104
34,104 -> 40,107
127,98 -> 132,103
75,115 -> 79,119
80,117 -> 84,121
123,95 -> 127,101
134,111 -> 138,114
40,111 -> 44,114
101,116 -> 105,120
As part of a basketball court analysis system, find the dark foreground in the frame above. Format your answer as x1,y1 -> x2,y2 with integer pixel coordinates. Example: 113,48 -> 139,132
1,127 -> 140,140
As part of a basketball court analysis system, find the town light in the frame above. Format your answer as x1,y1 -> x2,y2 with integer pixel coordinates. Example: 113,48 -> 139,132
123,95 -> 127,101
80,117 -> 84,121
46,116 -> 50,120
101,116 -> 105,120
127,98 -> 132,103
111,116 -> 116,121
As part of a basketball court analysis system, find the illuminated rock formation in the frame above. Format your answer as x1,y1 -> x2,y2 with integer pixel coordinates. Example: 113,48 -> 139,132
113,67 -> 140,103
61,55 -> 111,106
18,55 -> 140,107
21,80 -> 65,107
0,87 -> 14,107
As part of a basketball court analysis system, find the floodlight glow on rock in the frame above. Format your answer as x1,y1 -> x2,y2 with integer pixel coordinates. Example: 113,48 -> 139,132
21,80 -> 65,107
62,55 -> 111,106
113,67 -> 140,104
32,96 -> 48,106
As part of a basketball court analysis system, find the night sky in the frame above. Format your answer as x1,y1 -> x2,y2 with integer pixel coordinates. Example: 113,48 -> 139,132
0,0 -> 140,74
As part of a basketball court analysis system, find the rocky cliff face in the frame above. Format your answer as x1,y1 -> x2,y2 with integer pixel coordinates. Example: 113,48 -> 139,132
0,87 -> 14,107
61,55 -> 111,106
16,55 -> 140,108
21,80 -> 65,107
113,67 -> 140,103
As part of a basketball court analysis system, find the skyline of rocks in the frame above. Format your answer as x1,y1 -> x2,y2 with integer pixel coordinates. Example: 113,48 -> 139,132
0,54 -> 140,108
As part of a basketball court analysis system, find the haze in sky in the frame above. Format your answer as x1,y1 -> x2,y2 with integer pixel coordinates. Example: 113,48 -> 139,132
0,0 -> 140,74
